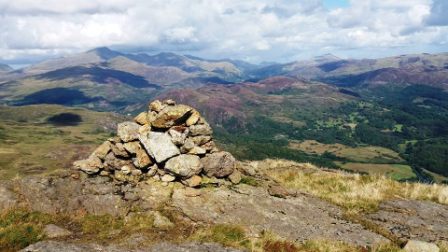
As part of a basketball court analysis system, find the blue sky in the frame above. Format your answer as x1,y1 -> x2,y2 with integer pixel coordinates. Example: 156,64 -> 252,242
323,0 -> 350,9
0,0 -> 447,65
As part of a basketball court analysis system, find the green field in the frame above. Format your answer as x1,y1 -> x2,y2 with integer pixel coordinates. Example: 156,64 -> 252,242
335,162 -> 416,180
0,105 -> 125,179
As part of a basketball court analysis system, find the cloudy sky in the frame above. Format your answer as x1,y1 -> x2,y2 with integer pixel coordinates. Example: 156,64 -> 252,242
0,0 -> 447,66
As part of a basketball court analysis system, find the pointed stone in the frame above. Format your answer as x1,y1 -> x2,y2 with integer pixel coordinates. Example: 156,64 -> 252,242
117,121 -> 140,142
134,112 -> 149,125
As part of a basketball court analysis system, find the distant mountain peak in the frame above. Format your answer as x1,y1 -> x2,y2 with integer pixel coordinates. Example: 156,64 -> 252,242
0,63 -> 13,72
87,47 -> 122,60
313,53 -> 341,62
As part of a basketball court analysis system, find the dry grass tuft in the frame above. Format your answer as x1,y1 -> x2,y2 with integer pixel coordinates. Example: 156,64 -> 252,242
262,159 -> 448,214
190,224 -> 250,249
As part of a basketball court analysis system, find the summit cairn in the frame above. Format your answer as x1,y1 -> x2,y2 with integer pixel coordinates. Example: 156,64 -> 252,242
73,99 -> 240,186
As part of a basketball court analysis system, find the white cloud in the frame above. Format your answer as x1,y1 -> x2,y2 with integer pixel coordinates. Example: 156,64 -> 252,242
0,0 -> 447,64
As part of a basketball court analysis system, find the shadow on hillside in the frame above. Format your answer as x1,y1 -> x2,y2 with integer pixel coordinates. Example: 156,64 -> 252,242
14,87 -> 100,106
46,112 -> 83,126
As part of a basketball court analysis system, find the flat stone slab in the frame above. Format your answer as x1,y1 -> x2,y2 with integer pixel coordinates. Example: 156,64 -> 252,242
171,184 -> 387,247
139,131 -> 180,163
20,241 -> 244,252
366,199 -> 448,242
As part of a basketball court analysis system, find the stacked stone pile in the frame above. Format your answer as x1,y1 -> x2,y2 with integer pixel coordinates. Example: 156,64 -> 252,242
73,99 -> 241,186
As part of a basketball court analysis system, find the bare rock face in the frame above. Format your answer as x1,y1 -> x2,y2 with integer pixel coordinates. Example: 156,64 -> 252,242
73,99 -> 239,187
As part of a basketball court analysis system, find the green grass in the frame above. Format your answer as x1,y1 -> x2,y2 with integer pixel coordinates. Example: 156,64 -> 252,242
0,209 -> 56,250
240,176 -> 259,186
0,105 -> 126,180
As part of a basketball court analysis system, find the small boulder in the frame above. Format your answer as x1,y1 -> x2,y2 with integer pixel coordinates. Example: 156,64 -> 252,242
163,99 -> 176,105
404,240 -> 439,252
186,110 -> 201,126
151,105 -> 193,129
91,141 -> 111,160
188,146 -> 206,155
123,141 -> 152,168
149,100 -> 165,112
180,139 -> 195,153
268,185 -> 289,198
111,142 -> 130,158
189,124 -> 213,136
165,154 -> 203,178
201,151 -> 236,178
190,135 -> 212,146
117,122 -> 140,142
43,224 -> 72,239
200,140 -> 217,152
182,175 -> 202,187
73,156 -> 103,175
134,112 -> 149,125
168,127 -> 188,146
161,174 -> 176,182
139,131 -> 180,163
228,170 -> 242,184
103,152 -> 132,171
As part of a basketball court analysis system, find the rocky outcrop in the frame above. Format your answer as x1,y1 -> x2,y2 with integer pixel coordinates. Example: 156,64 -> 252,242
20,241 -> 244,252
366,199 -> 448,242
73,99 -> 236,186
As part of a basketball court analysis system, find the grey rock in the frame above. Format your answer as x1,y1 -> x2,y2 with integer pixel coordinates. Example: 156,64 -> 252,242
20,241 -> 244,252
201,151 -> 236,178
123,141 -> 152,168
188,146 -> 206,155
104,152 -> 132,171
171,184 -> 387,247
190,135 -> 212,146
149,99 -> 165,112
151,104 -> 193,129
268,184 -> 290,198
180,139 -> 195,153
91,141 -> 111,160
404,240 -> 440,252
117,121 -> 140,142
366,199 -> 448,242
164,154 -> 203,178
168,127 -> 188,146
73,156 -> 103,175
139,131 -> 180,163
228,170 -> 242,184
189,124 -> 213,136
182,175 -> 202,187
186,110 -> 201,126
161,174 -> 176,182
111,142 -> 130,158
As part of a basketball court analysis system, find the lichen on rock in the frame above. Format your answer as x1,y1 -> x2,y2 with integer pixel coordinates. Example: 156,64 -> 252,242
73,99 -> 237,186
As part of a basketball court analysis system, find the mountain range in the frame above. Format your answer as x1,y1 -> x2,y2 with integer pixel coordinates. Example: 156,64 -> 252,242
1,47 -> 448,181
